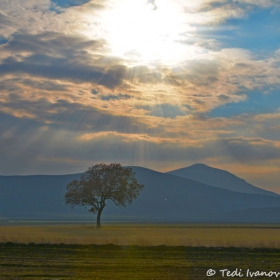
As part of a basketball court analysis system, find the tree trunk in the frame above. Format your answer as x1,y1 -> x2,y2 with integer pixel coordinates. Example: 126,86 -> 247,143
96,209 -> 102,228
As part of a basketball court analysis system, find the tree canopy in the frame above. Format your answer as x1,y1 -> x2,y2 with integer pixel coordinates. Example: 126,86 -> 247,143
65,163 -> 144,227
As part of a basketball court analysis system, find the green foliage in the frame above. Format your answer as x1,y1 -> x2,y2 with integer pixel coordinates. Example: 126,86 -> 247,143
65,163 -> 144,227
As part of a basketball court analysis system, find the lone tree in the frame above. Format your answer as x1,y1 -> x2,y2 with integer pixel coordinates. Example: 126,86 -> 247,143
65,163 -> 144,228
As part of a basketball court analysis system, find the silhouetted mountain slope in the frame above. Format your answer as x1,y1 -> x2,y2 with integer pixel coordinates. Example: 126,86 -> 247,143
0,174 -> 83,218
0,167 -> 280,223
166,163 -> 278,197
107,167 -> 280,222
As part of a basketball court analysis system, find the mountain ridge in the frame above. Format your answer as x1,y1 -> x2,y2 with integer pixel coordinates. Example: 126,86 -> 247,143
166,163 -> 278,197
1,165 -> 279,223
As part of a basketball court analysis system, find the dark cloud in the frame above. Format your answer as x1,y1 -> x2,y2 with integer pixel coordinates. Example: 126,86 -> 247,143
0,11 -> 14,29
206,76 -> 219,83
193,99 -> 206,105
0,32 -> 129,89
218,94 -> 230,101
0,110 -> 153,174
1,32 -> 103,57
21,78 -> 68,91
198,1 -> 224,11
155,137 -> 280,163
140,104 -> 187,119
218,137 -> 280,162
235,63 -> 250,68
100,93 -> 131,101
0,94 -> 150,135
1,115 -> 279,175
0,54 -> 126,90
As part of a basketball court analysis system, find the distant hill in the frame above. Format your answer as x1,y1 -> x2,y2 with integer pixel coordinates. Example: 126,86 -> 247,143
0,174 -> 84,219
1,166 -> 280,223
166,163 -> 278,197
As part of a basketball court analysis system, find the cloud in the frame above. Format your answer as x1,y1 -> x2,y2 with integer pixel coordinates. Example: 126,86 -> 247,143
100,93 -> 131,101
1,32 -> 103,57
1,115 -> 280,175
234,0 -> 277,8
0,11 -> 16,37
0,32 -> 127,89
0,0 -> 280,193
0,1 -> 60,37
0,40 -> 279,133
0,93 -> 153,135
139,104 -> 188,119
199,4 -> 247,24
0,0 -> 107,42
0,57 -> 124,89
1,2 -> 279,117
217,137 -> 280,161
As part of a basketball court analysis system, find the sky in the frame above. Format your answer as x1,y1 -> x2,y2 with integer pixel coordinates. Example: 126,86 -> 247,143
0,0 -> 280,193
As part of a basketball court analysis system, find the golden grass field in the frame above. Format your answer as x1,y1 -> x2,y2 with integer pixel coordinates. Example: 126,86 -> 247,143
1,223 -> 280,248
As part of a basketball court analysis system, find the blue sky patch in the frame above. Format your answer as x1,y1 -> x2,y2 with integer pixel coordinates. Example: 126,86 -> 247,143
197,8 -> 280,55
0,36 -> 8,45
208,89 -> 280,118
51,0 -> 90,8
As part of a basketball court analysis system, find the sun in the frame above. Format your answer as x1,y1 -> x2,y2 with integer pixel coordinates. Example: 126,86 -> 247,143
101,0 -> 193,67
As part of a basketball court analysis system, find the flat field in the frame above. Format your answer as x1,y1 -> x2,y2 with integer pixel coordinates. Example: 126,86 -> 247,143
1,224 -> 280,279
0,223 -> 280,247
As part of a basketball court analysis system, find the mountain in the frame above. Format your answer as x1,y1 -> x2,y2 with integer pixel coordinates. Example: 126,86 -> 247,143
1,166 -> 280,223
111,167 -> 280,222
166,163 -> 278,197
0,174 -> 83,219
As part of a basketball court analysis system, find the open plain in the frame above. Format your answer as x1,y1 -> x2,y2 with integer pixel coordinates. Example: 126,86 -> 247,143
1,223 -> 280,248
1,224 -> 280,279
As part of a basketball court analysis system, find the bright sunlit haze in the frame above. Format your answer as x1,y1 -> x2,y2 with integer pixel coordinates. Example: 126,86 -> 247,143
101,0 -> 195,66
